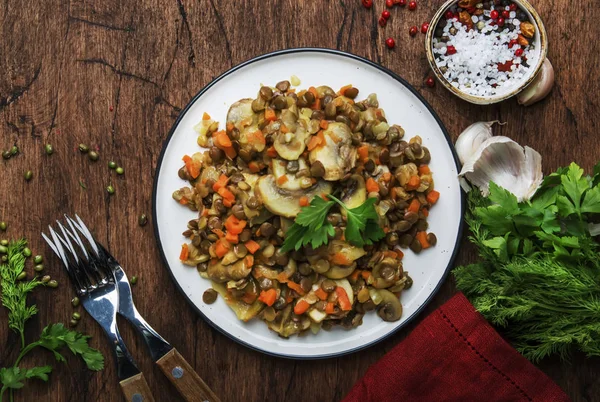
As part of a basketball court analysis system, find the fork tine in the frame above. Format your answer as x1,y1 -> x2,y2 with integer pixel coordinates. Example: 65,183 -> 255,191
46,226 -> 87,292
64,216 -> 92,261
72,214 -> 101,257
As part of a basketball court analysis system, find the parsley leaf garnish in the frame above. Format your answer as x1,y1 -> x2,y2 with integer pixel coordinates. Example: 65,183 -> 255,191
281,195 -> 384,252
1,240 -> 104,400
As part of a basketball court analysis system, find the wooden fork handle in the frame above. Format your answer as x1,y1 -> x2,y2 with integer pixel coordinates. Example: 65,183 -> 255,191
156,348 -> 220,402
120,372 -> 155,402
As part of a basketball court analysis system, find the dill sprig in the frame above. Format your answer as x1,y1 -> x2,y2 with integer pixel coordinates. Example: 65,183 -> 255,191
454,162 -> 600,362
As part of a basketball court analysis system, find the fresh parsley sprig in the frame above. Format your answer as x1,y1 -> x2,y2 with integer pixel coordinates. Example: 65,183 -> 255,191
0,239 -> 104,401
454,161 -> 600,362
281,195 -> 385,252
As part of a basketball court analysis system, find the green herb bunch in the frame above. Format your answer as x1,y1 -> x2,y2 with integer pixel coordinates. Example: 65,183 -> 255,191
454,162 -> 600,362
0,239 -> 104,401
281,195 -> 385,252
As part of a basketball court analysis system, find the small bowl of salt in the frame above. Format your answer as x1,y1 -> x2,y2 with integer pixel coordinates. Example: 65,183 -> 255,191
425,0 -> 548,105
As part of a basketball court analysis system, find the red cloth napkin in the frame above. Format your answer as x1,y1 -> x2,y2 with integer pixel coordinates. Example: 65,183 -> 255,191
343,292 -> 570,402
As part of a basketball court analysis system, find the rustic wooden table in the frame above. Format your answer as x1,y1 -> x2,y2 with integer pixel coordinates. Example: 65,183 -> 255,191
1,0 -> 599,401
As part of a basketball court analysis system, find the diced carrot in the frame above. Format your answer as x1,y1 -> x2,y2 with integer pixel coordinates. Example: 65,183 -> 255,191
222,198 -> 233,208
426,190 -> 440,205
361,271 -> 371,280
224,215 -> 247,235
382,172 -> 392,182
293,300 -> 310,315
325,302 -> 335,314
245,255 -> 254,268
314,288 -> 329,301
311,97 -> 321,111
277,175 -> 289,186
366,177 -> 380,193
225,232 -> 239,244
218,187 -> 235,203
396,249 -> 404,260
338,84 -> 353,96
307,135 -> 322,151
212,229 -> 225,238
335,287 -> 352,311
383,227 -> 390,233
299,196 -> 310,207
179,244 -> 189,261
201,209 -> 209,217
349,269 -> 362,282
286,280 -> 305,296
357,145 -> 369,162
320,194 -> 329,201
213,174 -> 229,192
226,122 -> 235,132
245,240 -> 261,254
280,124 -> 289,133
308,86 -> 319,99
258,289 -> 278,306
249,130 -> 266,147
319,120 -> 329,130
215,239 -> 231,258
383,251 -> 398,259
179,197 -> 188,205
213,130 -> 232,148
419,165 -> 431,175
248,161 -> 261,173
331,252 -> 352,266
202,112 -> 211,120
421,208 -> 429,217
265,108 -> 277,122
223,146 -> 237,159
406,175 -> 421,191
407,198 -> 420,214
285,294 -> 294,304
182,155 -> 201,179
266,146 -> 278,158
416,232 -> 431,249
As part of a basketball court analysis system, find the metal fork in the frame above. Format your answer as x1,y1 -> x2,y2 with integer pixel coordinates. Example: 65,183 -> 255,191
44,216 -> 219,402
43,220 -> 154,402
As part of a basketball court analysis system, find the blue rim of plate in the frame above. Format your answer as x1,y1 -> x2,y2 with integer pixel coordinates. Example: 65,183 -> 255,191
152,47 -> 466,360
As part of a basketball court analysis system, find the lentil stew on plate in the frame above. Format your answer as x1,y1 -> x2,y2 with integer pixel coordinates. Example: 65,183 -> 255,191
172,81 -> 440,337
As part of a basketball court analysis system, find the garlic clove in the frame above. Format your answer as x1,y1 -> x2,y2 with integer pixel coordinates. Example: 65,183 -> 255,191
517,58 -> 555,107
454,121 -> 503,164
458,136 -> 543,202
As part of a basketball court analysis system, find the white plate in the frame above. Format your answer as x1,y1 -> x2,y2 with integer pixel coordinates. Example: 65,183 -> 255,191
153,49 -> 464,359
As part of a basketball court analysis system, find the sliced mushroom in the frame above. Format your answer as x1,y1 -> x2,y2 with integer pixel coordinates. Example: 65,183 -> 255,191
341,174 -> 366,210
254,175 -> 332,218
371,257 -> 403,289
273,125 -> 310,160
322,262 -> 356,279
211,282 -> 264,322
206,258 -> 251,283
227,98 -> 256,129
238,173 -> 261,220
272,158 -> 309,190
309,122 -> 357,181
376,289 -> 403,322
328,240 -> 367,262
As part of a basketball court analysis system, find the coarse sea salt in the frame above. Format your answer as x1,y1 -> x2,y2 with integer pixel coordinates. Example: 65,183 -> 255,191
432,14 -> 539,97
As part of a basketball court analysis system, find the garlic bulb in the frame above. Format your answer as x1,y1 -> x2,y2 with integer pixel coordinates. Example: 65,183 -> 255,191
454,121 -> 503,164
517,58 -> 555,107
458,136 -> 543,202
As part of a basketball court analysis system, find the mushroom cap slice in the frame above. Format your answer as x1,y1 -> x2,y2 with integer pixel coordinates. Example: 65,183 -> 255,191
227,98 -> 265,153
322,263 -> 356,279
254,175 -> 332,218
273,126 -> 310,161
375,289 -> 403,322
271,158 -> 309,191
206,258 -> 251,283
341,174 -> 367,210
211,282 -> 264,322
309,122 -> 357,181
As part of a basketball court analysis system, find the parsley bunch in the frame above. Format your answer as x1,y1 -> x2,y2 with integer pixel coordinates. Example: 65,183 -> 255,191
0,239 -> 104,401
281,195 -> 385,252
454,162 -> 600,361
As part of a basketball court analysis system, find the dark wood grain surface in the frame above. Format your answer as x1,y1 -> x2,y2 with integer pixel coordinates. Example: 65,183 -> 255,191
1,1 -> 599,401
